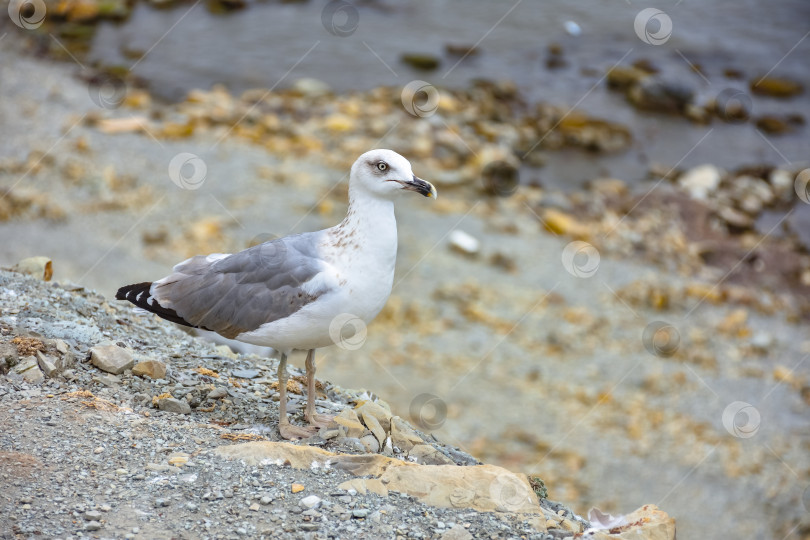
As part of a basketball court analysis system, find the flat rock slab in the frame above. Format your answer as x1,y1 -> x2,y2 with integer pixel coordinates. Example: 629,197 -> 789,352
90,344 -> 134,375
215,441 -> 675,539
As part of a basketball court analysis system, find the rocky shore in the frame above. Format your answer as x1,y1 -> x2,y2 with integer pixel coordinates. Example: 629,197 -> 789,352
0,268 -> 675,539
1,25 -> 809,540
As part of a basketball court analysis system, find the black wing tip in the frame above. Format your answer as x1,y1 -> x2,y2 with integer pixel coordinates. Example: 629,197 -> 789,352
116,282 -> 153,301
115,281 -> 198,330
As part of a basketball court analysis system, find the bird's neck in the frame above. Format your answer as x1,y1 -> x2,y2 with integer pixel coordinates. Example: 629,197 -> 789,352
340,188 -> 397,237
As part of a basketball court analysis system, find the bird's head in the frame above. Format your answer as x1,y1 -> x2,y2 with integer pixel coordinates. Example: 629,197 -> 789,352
350,149 -> 437,200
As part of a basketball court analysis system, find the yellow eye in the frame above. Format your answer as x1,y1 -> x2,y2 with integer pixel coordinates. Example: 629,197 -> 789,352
377,161 -> 388,171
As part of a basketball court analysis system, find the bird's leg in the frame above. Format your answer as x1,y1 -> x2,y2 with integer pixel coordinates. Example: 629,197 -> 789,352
305,349 -> 335,428
277,352 -> 316,440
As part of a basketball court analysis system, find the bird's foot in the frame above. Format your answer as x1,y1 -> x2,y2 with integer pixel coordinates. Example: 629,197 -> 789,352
306,413 -> 335,429
279,421 -> 318,441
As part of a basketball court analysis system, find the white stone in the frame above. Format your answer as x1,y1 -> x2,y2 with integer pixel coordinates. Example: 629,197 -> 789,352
299,495 -> 322,509
448,229 -> 480,256
678,164 -> 723,200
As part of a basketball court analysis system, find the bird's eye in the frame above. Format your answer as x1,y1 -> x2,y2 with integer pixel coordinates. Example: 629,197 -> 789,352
376,161 -> 388,172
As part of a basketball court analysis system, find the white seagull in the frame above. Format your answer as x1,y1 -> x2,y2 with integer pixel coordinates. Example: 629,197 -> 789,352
116,149 -> 437,439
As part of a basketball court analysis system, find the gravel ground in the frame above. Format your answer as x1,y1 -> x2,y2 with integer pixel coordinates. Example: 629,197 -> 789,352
0,269 -> 595,540
1,42 -> 809,539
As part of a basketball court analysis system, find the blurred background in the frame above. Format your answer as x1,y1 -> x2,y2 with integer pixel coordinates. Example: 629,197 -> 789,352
1,0 -> 809,537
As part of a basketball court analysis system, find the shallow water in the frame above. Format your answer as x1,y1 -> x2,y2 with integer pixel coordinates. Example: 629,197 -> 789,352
89,0 -> 810,188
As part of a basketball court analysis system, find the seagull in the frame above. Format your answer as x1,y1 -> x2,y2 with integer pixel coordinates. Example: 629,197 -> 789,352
116,149 -> 437,439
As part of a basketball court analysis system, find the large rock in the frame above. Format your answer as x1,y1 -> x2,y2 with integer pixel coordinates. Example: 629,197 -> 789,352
12,356 -> 44,383
90,344 -> 134,375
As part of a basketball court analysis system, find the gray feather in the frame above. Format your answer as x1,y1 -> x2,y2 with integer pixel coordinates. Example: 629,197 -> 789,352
152,233 -> 327,339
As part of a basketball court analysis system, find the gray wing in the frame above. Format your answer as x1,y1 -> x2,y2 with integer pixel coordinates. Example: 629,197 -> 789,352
151,233 -> 330,339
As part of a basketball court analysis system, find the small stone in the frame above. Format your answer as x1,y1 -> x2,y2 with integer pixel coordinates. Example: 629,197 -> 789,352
207,387 -> 228,400
13,256 -> 53,281
249,502 -> 260,511
291,483 -> 305,494
85,521 -> 102,531
291,78 -> 331,98
440,525 -> 473,540
36,351 -> 58,378
400,53 -> 440,70
448,230 -> 480,257
90,344 -> 134,375
84,510 -> 102,521
299,495 -> 322,509
158,397 -> 191,414
94,446 -> 104,454
389,416 -> 424,451
334,409 -> 365,438
352,508 -> 369,518
186,502 -> 198,512
359,434 -> 380,453
360,411 -> 386,446
260,496 -> 273,505
11,356 -> 44,384
154,498 -> 169,508
679,164 -> 722,200
750,76 -> 803,98
231,368 -> 259,379
132,360 -> 167,380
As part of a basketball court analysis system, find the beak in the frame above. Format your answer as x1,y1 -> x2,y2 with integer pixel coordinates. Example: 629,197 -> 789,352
400,175 -> 438,199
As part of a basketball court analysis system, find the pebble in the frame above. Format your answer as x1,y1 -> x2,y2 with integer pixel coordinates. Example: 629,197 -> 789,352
132,360 -> 167,379
679,164 -> 722,200
158,397 -> 191,414
299,495 -> 322,509
154,498 -> 169,507
448,230 -> 481,257
291,483 -> 305,493
85,521 -> 102,531
260,496 -> 273,505
207,387 -> 228,399
84,510 -> 102,521
352,508 -> 369,518
90,344 -> 134,375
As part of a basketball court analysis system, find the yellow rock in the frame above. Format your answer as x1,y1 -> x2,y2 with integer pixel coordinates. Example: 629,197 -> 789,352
324,114 -> 355,132
13,256 -> 52,281
291,484 -> 305,494
334,408 -> 366,438
132,360 -> 167,380
541,208 -> 591,239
